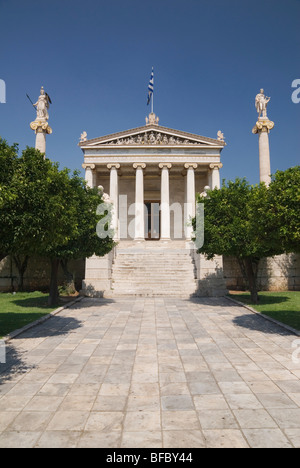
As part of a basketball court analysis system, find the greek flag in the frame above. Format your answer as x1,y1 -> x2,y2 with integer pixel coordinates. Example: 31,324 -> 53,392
147,68 -> 154,105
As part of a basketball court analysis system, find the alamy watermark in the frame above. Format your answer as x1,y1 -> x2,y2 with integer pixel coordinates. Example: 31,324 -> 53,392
291,79 -> 300,104
96,197 -> 204,248
0,340 -> 6,364
0,79 -> 6,103
292,339 -> 300,364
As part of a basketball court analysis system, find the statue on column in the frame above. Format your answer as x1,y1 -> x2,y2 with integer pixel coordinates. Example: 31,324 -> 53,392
33,86 -> 51,121
30,86 -> 52,155
252,89 -> 274,187
255,89 -> 270,119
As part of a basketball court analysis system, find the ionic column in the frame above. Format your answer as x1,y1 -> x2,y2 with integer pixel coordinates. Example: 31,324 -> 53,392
107,164 -> 120,240
184,163 -> 198,240
82,163 -> 96,188
30,120 -> 52,157
209,163 -> 223,189
133,163 -> 146,241
252,119 -> 274,186
159,163 -> 172,241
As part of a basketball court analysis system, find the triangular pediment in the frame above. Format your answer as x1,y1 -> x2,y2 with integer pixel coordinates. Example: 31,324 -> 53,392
79,124 -> 225,148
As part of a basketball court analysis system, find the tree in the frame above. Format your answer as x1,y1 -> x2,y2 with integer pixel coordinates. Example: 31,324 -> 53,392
45,177 -> 115,305
193,178 -> 284,303
57,185 -> 114,293
267,166 -> 300,254
0,138 -> 19,261
1,145 -> 114,304
0,139 -> 31,289
3,147 -> 81,296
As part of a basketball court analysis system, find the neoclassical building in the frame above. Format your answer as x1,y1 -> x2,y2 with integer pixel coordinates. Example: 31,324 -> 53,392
79,113 -> 227,297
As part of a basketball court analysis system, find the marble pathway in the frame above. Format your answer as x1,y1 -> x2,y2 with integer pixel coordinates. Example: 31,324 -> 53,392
0,296 -> 299,448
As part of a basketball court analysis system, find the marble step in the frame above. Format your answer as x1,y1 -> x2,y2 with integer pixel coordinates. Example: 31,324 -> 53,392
110,244 -> 197,296
107,289 -> 197,297
112,281 -> 197,286
113,266 -> 194,270
114,257 -> 194,262
112,269 -> 196,275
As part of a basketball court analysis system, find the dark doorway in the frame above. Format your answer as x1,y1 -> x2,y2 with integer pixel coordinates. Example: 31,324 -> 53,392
145,201 -> 160,240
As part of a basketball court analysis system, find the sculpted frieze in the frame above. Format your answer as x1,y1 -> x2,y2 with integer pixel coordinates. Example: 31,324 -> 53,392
102,131 -> 204,146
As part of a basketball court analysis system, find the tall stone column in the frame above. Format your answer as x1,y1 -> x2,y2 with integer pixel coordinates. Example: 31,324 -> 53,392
252,119 -> 274,186
252,89 -> 274,186
82,163 -> 96,188
159,163 -> 172,241
209,163 -> 223,189
108,164 -> 120,240
30,121 -> 52,155
133,163 -> 146,241
184,163 -> 197,240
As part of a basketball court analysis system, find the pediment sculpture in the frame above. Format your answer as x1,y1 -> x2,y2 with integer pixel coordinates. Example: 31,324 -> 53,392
102,131 -> 204,146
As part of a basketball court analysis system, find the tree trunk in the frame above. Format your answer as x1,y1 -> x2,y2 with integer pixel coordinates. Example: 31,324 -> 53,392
60,259 -> 75,293
237,258 -> 249,290
13,255 -> 29,292
244,257 -> 259,304
0,253 -> 7,262
48,258 -> 60,306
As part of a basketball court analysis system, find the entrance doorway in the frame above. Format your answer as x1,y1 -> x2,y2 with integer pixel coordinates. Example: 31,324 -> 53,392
145,201 -> 160,240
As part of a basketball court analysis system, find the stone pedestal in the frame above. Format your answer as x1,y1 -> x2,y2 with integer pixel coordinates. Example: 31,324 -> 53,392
192,251 -> 227,297
81,250 -> 116,297
252,118 -> 274,186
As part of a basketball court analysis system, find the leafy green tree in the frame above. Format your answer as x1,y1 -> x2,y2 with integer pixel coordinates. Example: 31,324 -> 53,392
45,178 -> 114,305
193,178 -> 284,303
267,166 -> 300,254
0,138 -> 19,261
5,148 -> 81,297
58,185 -> 114,292
1,145 -> 114,304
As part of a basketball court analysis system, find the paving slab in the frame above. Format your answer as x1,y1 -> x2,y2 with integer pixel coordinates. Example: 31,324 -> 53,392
0,296 -> 299,448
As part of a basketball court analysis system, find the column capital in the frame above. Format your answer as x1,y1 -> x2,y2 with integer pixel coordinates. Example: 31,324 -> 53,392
159,163 -> 172,169
30,120 -> 52,135
184,163 -> 198,170
82,163 -> 96,170
209,163 -> 223,170
252,119 -> 274,135
107,163 -> 120,170
133,163 -> 146,170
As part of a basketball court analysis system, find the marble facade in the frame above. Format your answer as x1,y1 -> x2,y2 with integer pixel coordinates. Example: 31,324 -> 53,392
79,113 -> 226,297
80,113 -> 225,242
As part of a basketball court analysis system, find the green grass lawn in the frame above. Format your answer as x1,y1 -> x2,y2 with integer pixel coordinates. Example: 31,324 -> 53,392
229,291 -> 300,331
0,292 -> 57,338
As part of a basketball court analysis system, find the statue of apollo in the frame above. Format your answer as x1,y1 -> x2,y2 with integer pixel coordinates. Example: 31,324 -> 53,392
255,89 -> 270,119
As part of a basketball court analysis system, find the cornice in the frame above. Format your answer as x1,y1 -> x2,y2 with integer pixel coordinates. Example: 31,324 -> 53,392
78,124 -> 226,149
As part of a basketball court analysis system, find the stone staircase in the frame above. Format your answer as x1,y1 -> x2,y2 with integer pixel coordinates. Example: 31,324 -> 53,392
109,241 -> 198,297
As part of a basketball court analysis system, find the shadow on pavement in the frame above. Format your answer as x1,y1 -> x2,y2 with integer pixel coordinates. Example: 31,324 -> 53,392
0,314 -> 83,385
232,312 -> 295,336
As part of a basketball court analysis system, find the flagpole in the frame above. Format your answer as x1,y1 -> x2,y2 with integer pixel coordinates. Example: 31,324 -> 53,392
151,90 -> 154,114
147,67 -> 154,113
151,67 -> 154,114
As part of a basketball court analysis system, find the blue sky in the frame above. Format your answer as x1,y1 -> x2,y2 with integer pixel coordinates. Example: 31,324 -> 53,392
0,0 -> 299,184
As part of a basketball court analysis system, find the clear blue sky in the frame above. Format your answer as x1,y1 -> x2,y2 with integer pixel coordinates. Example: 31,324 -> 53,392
0,0 -> 299,184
